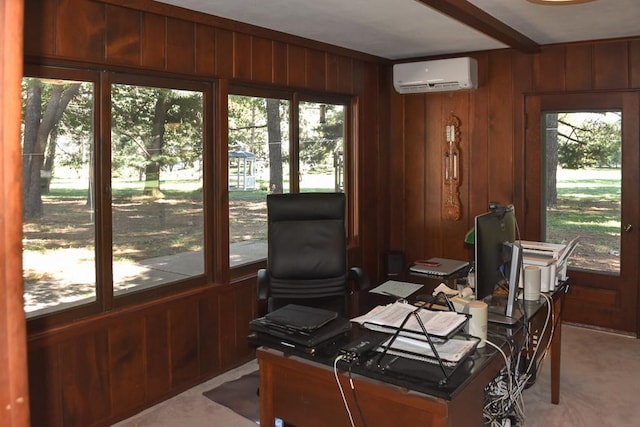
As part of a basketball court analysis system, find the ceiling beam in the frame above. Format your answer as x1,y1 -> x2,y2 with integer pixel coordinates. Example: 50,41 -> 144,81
416,0 -> 541,54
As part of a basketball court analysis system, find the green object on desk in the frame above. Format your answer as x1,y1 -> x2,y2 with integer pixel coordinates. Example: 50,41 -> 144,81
464,228 -> 475,245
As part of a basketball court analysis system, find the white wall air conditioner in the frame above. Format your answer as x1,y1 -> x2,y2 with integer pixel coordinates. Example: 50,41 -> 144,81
393,57 -> 478,94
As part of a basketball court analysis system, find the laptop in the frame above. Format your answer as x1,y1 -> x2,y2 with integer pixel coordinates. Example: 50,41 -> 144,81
263,304 -> 337,332
249,315 -> 352,350
409,257 -> 470,276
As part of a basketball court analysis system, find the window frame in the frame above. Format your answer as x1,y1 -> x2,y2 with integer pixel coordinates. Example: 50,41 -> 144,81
23,65 -> 215,329
227,84 -> 358,278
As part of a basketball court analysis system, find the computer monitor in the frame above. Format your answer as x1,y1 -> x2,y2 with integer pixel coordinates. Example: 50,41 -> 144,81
474,203 -> 522,324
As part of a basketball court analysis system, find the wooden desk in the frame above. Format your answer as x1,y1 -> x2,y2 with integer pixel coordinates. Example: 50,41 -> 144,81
258,346 -> 502,427
255,283 -> 567,426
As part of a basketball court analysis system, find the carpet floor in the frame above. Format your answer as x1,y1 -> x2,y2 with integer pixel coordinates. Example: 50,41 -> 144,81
114,324 -> 640,426
202,371 -> 260,424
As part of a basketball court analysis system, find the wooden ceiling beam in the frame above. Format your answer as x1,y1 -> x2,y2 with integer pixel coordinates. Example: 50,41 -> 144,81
416,0 -> 541,54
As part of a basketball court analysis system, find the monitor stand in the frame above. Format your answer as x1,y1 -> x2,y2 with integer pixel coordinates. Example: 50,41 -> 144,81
488,307 -> 523,325
485,295 -> 524,326
488,242 -> 523,326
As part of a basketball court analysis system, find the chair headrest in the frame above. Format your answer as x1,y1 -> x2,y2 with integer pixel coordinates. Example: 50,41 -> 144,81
267,193 -> 345,222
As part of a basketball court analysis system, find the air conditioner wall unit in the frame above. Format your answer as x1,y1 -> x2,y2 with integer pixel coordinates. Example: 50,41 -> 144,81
393,57 -> 478,94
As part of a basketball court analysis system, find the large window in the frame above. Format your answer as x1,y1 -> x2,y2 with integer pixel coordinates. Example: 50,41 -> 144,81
110,82 -> 205,295
228,91 -> 350,267
22,75 -> 96,315
22,68 -> 208,319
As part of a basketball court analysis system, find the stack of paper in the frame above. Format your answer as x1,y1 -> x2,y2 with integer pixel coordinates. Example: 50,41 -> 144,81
351,301 -> 467,339
378,335 -> 477,365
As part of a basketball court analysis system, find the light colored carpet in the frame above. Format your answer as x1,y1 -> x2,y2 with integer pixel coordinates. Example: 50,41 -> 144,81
113,324 -> 640,426
523,324 -> 640,426
111,360 -> 258,427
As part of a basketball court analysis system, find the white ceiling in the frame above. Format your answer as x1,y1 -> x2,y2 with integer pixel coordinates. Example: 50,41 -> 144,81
156,0 -> 640,59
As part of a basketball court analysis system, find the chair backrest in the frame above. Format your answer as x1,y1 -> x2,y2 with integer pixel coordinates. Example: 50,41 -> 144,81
266,192 -> 348,303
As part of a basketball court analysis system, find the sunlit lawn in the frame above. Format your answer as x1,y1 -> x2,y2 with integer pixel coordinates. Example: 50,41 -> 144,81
547,168 -> 620,271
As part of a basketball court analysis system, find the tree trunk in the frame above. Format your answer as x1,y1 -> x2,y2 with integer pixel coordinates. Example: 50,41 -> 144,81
143,91 -> 171,197
23,82 -> 81,218
22,80 -> 42,210
266,99 -> 283,193
545,113 -> 559,208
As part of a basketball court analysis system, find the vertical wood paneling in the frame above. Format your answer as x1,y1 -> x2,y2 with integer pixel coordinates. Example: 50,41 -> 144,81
251,36 -> 273,82
594,40 -> 629,89
272,41 -> 288,85
306,48 -> 326,90
565,44 -> 593,91
195,24 -> 216,76
166,18 -> 195,74
144,312 -> 171,401
109,317 -> 146,415
337,56 -> 354,94
630,40 -> 640,88
106,5 -> 141,67
326,54 -> 340,92
487,51 -> 515,204
198,295 -> 220,374
215,28 -> 234,78
287,45 -> 306,87
358,63 -> 382,275
389,91 -> 406,252
28,346 -> 63,427
233,33 -> 252,80
23,0 -> 56,56
141,13 -> 166,70
523,96 -> 543,239
424,94 -> 444,256
403,95 -> 426,262
218,289 -> 241,368
469,53 -> 490,221
56,0 -> 106,62
169,301 -> 200,386
533,45 -> 565,92
60,333 -> 110,426
512,52 -> 533,221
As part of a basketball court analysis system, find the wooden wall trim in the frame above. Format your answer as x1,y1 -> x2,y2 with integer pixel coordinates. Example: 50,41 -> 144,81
1,0 -> 30,425
98,0 -> 388,64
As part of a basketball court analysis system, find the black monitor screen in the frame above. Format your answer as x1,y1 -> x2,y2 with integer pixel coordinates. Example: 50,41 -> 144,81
474,204 -> 517,301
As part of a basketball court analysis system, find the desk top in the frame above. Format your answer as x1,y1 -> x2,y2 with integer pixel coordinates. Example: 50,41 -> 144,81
249,276 -> 562,401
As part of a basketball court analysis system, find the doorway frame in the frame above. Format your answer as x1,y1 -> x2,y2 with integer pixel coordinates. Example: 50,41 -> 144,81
523,91 -> 640,335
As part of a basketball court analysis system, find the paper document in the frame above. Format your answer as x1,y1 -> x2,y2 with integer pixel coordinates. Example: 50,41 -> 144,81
369,280 -> 423,299
378,335 -> 477,364
351,301 -> 467,338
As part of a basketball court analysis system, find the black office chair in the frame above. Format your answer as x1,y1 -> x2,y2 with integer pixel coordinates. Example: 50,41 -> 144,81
257,192 -> 367,315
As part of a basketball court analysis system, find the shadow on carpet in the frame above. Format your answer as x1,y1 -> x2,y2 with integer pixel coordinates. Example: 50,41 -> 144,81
203,371 -> 260,424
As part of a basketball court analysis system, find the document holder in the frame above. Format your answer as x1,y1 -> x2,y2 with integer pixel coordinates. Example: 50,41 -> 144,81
371,305 -> 476,386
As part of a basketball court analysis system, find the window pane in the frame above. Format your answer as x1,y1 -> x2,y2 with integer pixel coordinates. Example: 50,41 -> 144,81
299,102 -> 345,193
228,95 -> 290,267
22,77 -> 96,316
543,111 -> 621,274
111,85 -> 204,294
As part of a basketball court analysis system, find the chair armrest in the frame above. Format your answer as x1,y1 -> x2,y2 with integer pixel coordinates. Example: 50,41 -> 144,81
257,268 -> 270,301
349,266 -> 370,291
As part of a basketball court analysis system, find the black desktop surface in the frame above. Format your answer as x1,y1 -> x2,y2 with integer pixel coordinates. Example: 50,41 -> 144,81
249,280 -> 558,401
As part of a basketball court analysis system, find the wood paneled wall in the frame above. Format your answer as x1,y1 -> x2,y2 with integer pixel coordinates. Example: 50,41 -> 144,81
23,0 -> 389,425
389,39 -> 640,332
